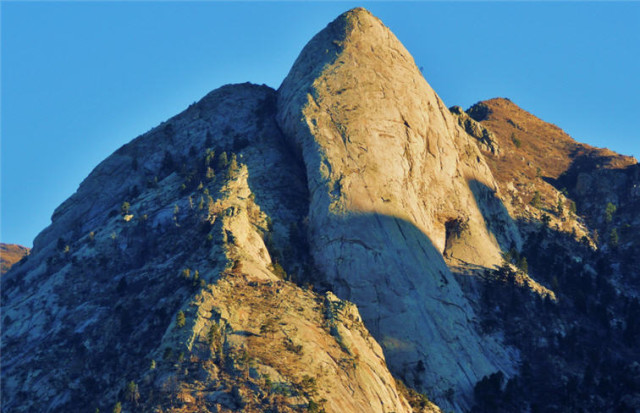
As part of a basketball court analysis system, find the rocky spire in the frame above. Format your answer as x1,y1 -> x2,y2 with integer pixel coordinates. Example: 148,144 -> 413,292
277,8 -> 520,409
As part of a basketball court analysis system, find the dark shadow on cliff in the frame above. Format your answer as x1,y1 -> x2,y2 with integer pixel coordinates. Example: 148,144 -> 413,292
543,152 -> 639,219
467,179 -> 521,255
464,175 -> 640,411
295,210 -> 515,411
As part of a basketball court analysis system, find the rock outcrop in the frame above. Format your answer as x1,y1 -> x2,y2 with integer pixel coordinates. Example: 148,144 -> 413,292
449,106 -> 500,156
277,8 -> 519,409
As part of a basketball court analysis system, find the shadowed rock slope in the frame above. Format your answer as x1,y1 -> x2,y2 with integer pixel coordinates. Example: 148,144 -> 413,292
449,99 -> 640,413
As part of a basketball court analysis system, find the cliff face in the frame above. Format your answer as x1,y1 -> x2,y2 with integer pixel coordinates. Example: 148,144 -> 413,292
277,8 -> 519,409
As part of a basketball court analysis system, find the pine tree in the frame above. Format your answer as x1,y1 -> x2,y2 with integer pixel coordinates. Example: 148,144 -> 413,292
530,191 -> 542,208
176,311 -> 186,328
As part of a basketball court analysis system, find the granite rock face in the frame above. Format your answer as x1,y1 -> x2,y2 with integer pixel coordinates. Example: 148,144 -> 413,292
277,8 -> 519,409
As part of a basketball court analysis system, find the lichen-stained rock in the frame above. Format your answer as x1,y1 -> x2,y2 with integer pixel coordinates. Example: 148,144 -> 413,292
277,7 -> 519,409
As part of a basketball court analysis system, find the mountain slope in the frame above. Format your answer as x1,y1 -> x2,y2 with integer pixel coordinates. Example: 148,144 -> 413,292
452,98 -> 640,412
458,98 -> 637,236
1,84 -> 421,413
0,243 -> 29,275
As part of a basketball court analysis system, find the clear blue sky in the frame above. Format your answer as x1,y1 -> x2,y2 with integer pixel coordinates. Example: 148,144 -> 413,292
2,2 -> 639,247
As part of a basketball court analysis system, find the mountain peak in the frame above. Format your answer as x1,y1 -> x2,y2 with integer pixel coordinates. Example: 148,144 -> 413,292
278,6 -> 420,104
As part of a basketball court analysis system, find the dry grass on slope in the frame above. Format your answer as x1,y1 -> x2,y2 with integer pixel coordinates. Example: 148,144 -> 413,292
0,243 -> 29,275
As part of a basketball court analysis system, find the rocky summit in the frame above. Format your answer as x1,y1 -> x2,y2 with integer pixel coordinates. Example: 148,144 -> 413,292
2,7 -> 639,413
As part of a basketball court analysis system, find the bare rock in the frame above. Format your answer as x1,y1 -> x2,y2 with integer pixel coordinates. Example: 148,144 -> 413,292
278,7 -> 519,409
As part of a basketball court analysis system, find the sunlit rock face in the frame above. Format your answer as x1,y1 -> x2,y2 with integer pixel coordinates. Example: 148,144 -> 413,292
277,8 -> 519,409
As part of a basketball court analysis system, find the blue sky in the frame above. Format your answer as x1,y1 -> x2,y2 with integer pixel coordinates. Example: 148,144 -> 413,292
2,2 -> 639,247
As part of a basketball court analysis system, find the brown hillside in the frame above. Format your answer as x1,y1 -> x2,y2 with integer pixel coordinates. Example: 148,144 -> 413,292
459,98 -> 637,239
468,98 -> 636,185
0,244 -> 29,275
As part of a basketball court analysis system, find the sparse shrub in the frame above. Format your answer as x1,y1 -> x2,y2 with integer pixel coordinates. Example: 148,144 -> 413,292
284,339 -> 303,355
299,375 -> 318,395
446,217 -> 470,238
270,261 -> 287,280
112,402 -> 122,413
217,152 -> 228,171
228,153 -> 239,177
568,200 -> 577,215
176,311 -> 186,328
395,378 -> 433,411
207,323 -> 222,350
206,167 -> 215,181
516,256 -> 528,273
556,198 -> 564,215
605,202 -> 617,223
530,191 -> 542,208
204,148 -> 215,166
231,260 -> 243,275
260,318 -> 277,337
511,133 -> 522,148
307,400 -> 321,413
610,228 -> 619,248
125,381 -> 140,406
